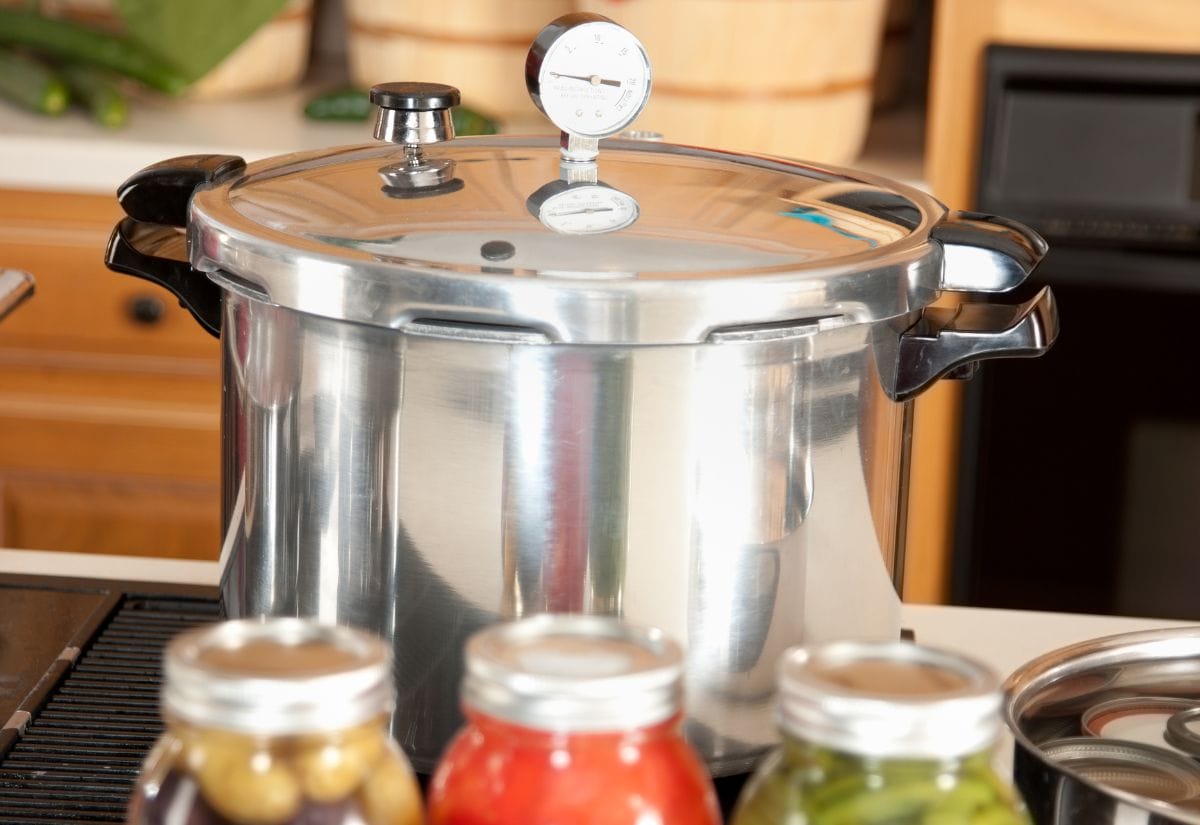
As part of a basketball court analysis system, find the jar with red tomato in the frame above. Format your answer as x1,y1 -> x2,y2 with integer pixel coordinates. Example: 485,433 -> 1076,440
426,615 -> 721,825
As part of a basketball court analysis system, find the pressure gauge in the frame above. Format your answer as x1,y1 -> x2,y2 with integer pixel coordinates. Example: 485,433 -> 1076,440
526,13 -> 652,140
527,179 -> 640,235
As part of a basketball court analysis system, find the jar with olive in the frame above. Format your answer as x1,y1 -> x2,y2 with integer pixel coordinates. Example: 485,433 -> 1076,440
126,618 -> 422,825
731,640 -> 1030,825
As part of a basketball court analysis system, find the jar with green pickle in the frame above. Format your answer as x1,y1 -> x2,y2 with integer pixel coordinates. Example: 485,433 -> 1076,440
126,618 -> 422,825
731,640 -> 1030,825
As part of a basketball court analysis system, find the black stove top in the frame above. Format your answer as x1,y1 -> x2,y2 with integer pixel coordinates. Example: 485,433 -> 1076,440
0,574 -> 751,822
0,574 -> 219,823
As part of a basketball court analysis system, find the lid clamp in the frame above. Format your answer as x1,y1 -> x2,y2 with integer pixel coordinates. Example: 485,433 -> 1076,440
370,82 -> 463,197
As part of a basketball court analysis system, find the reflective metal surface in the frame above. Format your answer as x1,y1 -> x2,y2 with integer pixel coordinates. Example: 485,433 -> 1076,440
217,289 -> 906,774
163,619 -> 394,735
189,137 -> 948,344
462,615 -> 683,732
1005,627 -> 1200,823
370,83 -> 459,146
932,211 -> 1049,292
105,134 -> 1059,777
370,83 -> 461,194
778,640 -> 1003,760
1167,709 -> 1200,757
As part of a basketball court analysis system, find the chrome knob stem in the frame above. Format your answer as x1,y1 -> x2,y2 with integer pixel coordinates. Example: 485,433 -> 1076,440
370,82 -> 462,193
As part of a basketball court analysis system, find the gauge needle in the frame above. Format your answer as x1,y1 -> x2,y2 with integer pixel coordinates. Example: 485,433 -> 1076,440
554,207 -> 616,216
549,72 -> 622,88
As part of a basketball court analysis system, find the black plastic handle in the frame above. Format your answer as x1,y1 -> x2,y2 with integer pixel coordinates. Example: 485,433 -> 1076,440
117,154 -> 246,227
106,154 -> 245,338
885,285 -> 1059,402
105,217 -> 222,337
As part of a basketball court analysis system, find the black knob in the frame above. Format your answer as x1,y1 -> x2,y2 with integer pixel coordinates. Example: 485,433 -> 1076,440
128,293 -> 166,325
370,83 -> 460,112
481,240 -> 516,261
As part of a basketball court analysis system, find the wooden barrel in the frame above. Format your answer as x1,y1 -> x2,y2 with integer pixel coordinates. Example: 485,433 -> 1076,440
6,0 -> 312,99
188,0 -> 312,100
346,0 -> 573,124
574,0 -> 887,164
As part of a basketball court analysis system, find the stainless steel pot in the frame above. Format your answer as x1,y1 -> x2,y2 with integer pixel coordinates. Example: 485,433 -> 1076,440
1005,627 -> 1200,824
104,91 -> 1057,774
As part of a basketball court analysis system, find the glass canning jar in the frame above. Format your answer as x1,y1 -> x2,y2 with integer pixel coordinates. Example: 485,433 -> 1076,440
426,614 -> 721,825
731,640 -> 1031,825
126,618 -> 422,825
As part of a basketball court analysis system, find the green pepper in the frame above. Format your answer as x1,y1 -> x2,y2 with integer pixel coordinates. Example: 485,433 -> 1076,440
806,773 -> 871,811
969,808 -> 1027,825
0,45 -> 67,115
0,9 -> 187,94
922,813 -> 967,825
452,104 -> 499,136
60,63 -> 127,128
303,86 -> 371,121
813,781 -> 944,825
730,731 -> 1029,825
917,777 -> 1000,824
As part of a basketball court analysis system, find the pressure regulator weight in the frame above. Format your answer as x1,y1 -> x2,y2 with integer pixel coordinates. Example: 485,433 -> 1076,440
526,13 -> 652,140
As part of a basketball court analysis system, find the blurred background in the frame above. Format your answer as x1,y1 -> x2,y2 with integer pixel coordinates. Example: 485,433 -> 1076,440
0,0 -> 1198,620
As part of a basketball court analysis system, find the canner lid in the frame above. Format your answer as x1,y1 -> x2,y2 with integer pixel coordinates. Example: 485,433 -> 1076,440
188,136 -> 949,344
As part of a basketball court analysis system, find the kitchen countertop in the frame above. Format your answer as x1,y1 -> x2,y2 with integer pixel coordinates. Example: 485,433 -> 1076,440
0,86 -> 365,194
0,547 -> 1191,685
1,545 -> 1195,788
0,88 -> 929,194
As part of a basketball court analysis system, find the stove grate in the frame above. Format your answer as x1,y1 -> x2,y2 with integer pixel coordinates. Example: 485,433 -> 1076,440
0,595 -> 219,824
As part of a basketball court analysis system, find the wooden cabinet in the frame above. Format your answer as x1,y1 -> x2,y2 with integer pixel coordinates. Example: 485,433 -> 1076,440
0,188 -> 220,559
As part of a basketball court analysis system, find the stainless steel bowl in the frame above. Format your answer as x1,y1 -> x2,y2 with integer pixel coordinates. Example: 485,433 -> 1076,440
1004,626 -> 1200,824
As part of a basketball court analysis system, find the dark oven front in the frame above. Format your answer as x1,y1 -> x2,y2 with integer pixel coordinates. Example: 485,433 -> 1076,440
952,45 -> 1200,619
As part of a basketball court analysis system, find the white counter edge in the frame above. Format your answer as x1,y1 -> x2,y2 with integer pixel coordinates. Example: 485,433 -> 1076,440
0,548 -> 219,586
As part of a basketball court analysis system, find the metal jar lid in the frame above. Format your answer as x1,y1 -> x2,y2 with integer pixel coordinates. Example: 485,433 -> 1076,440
460,614 -> 683,732
1082,696 -> 1200,754
1042,737 -> 1200,805
162,618 -> 394,736
187,136 -> 950,345
777,640 -> 1003,759
1168,708 -> 1200,758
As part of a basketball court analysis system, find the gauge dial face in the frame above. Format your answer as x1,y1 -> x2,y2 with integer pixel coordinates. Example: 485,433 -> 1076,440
535,183 -> 640,235
531,18 -> 652,139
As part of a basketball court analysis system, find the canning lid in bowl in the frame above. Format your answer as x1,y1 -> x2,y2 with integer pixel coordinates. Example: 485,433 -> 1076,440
187,136 -> 950,344
1082,696 -> 1200,756
1168,709 -> 1200,758
1042,737 -> 1200,806
1005,625 -> 1200,822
